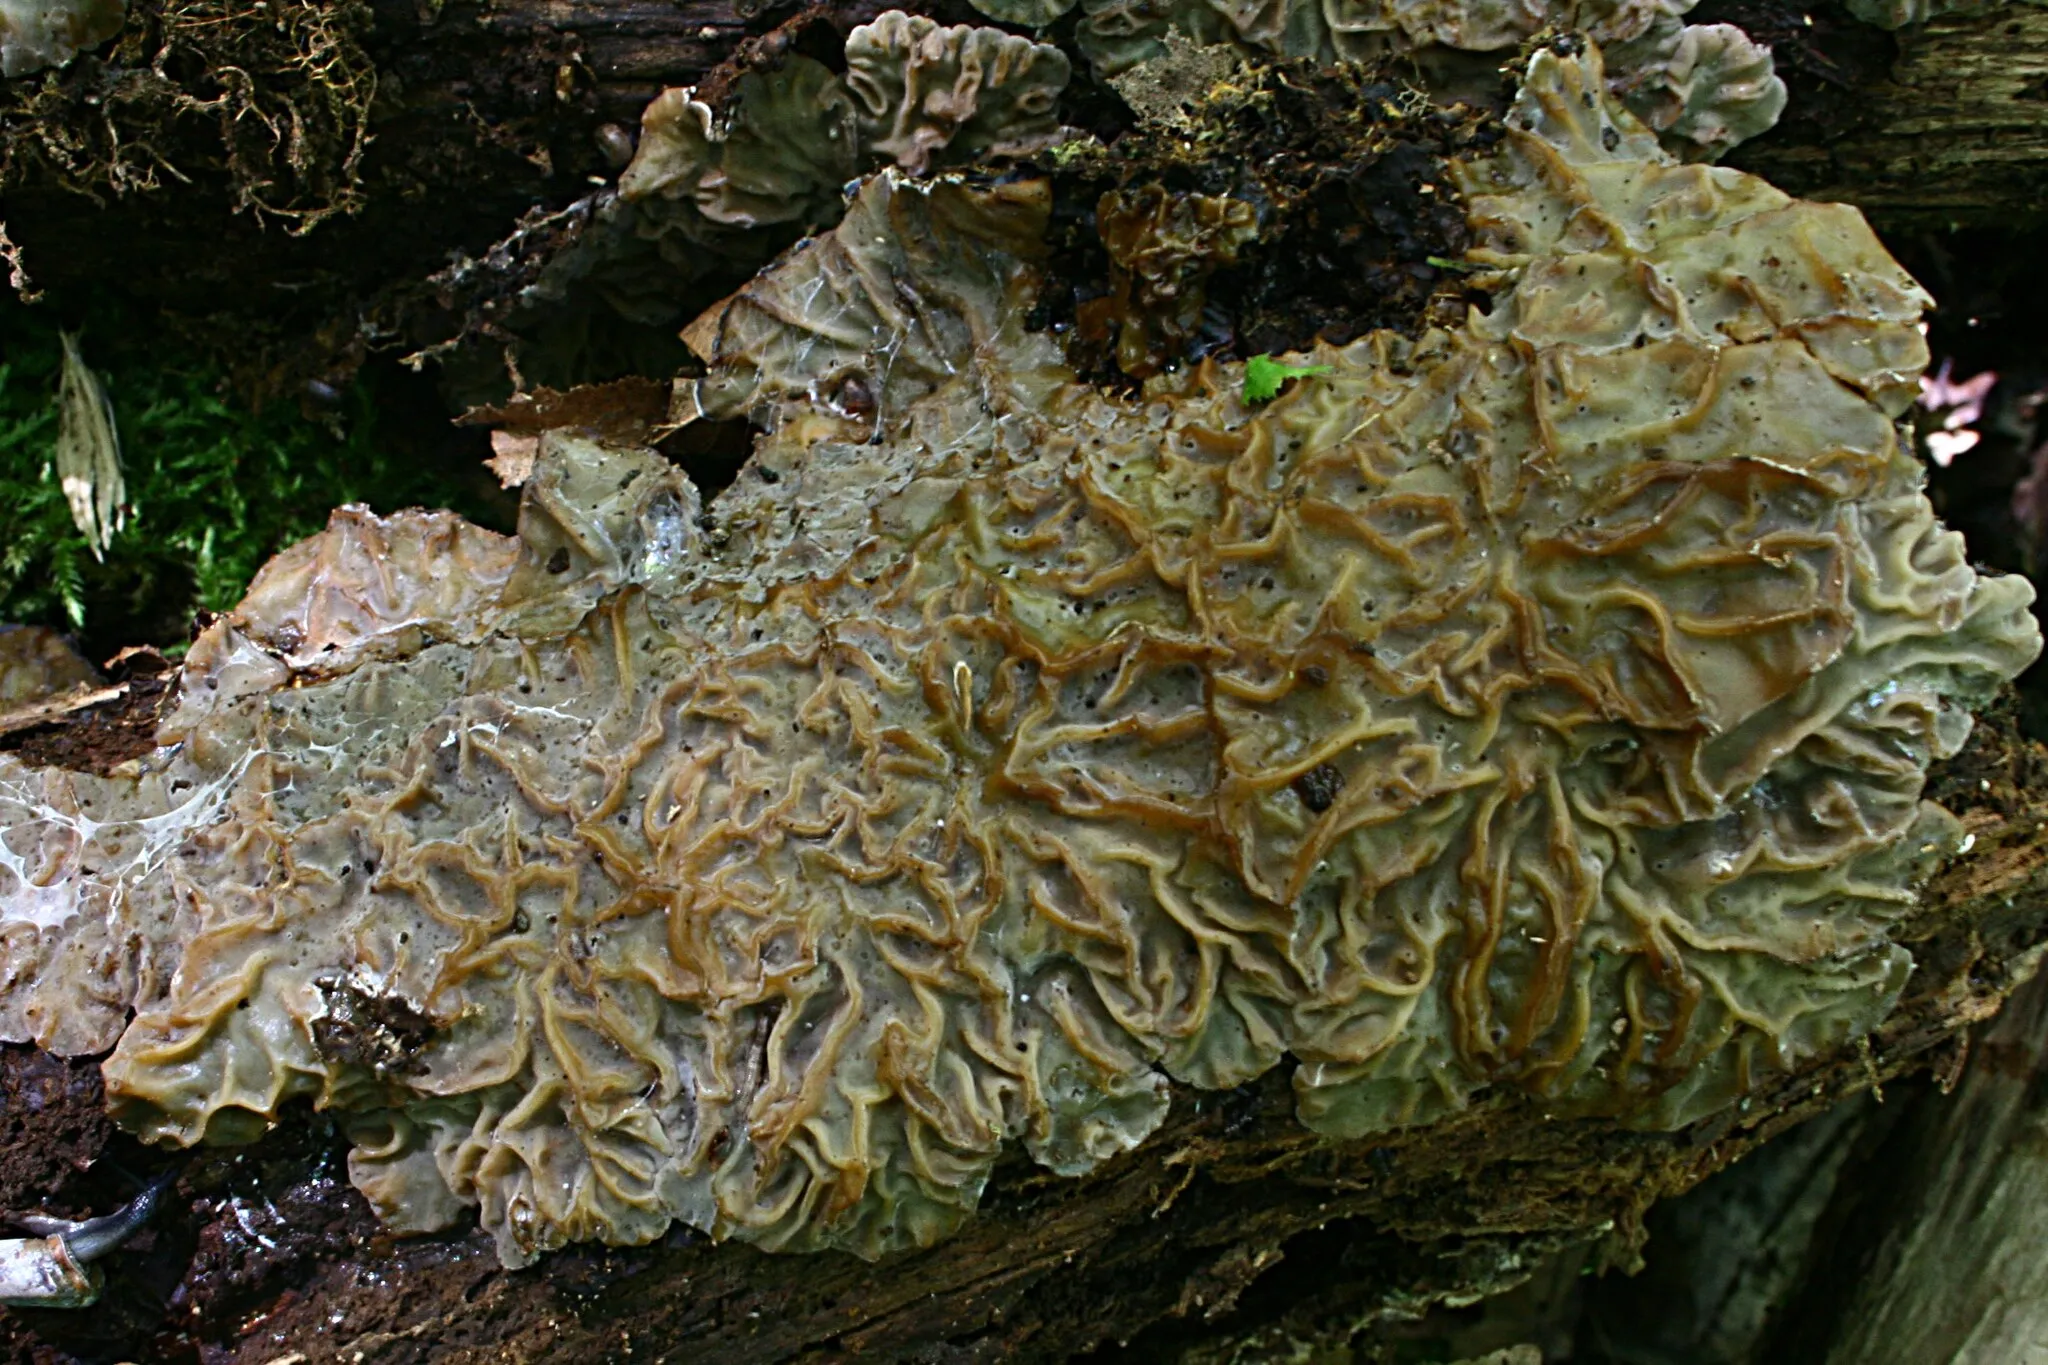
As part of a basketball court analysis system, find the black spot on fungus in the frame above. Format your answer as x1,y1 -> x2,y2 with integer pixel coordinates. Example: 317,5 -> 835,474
1293,762 -> 1346,813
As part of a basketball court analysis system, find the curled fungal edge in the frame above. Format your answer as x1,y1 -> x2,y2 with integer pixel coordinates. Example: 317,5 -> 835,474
1606,20 -> 1788,159
1063,0 -> 1785,158
0,43 -> 2037,1268
0,0 -> 125,79
619,12 -> 1066,230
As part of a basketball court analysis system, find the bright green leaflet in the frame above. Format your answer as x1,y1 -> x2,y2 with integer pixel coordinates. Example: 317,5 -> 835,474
1242,353 -> 1332,404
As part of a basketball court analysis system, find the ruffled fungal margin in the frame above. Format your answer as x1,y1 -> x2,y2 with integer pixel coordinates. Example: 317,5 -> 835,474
415,10 -> 1068,394
0,42 -> 2036,1270
1604,20 -> 1786,159
619,12 -> 1067,243
1053,0 -> 1786,158
1075,186 -> 1260,378
0,0 -> 125,79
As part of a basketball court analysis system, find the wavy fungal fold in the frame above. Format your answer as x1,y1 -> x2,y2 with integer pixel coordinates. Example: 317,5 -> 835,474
0,45 -> 2036,1267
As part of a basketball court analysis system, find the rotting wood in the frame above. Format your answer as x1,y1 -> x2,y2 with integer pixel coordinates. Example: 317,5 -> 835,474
1731,1 -> 2048,230
5,0 -> 2048,398
1758,932 -> 2048,1365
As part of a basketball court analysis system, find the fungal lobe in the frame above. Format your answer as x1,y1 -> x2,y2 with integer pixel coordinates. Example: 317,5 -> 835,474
0,43 -> 2034,1270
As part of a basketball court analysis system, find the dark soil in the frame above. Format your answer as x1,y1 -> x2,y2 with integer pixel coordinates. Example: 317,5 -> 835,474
1037,58 -> 1501,386
0,669 -> 173,776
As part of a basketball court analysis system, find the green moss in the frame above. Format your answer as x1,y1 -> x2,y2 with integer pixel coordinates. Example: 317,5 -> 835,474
0,299 -> 501,655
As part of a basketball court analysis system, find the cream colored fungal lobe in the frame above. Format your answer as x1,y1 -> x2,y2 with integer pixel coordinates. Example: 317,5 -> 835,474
0,0 -> 124,78
843,12 -> 1071,172
618,64 -> 860,231
1605,19 -> 1787,159
0,44 -> 2035,1269
0,627 -> 96,709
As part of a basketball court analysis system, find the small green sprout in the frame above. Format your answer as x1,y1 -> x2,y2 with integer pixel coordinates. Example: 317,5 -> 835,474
1242,354 -> 1332,405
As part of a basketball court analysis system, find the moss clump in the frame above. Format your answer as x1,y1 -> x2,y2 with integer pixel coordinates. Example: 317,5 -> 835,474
0,0 -> 375,229
0,297 -> 504,656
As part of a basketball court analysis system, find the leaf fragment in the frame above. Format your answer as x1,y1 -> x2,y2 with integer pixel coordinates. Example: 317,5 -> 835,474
54,331 -> 125,561
1242,353 -> 1331,404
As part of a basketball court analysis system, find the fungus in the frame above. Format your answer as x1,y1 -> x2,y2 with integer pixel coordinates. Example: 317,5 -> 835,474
1076,185 -> 1260,378
0,0 -> 124,79
1073,0 -> 1786,158
602,10 -> 1069,334
843,12 -> 1071,173
0,1171 -> 173,1308
0,626 -> 96,709
621,13 -> 1068,227
618,63 -> 861,233
0,43 -> 2034,1272
1604,18 -> 1788,159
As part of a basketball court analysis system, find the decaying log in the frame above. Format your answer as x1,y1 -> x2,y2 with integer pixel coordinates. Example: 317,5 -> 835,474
4,0 -> 2048,392
1765,942 -> 2048,1365
1729,0 -> 2048,231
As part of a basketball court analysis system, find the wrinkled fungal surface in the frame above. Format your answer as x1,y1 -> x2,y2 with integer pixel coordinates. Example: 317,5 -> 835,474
505,9 -> 1069,375
1065,0 -> 1785,157
620,13 -> 1067,238
0,43 -> 2036,1271
1604,20 -> 1786,159
619,63 -> 860,233
1075,185 -> 1261,378
0,0 -> 123,79
843,12 -> 1071,173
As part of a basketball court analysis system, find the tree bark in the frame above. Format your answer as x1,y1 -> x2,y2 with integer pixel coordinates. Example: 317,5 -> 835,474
1803,968 -> 2048,1365
1728,1 -> 2048,231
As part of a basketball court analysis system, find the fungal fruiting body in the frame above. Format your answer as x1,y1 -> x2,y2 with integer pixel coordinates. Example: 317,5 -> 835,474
616,13 -> 1068,241
0,626 -> 96,708
0,0 -> 124,78
0,44 -> 2036,1268
1046,0 -> 1786,158
0,1170 -> 174,1307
